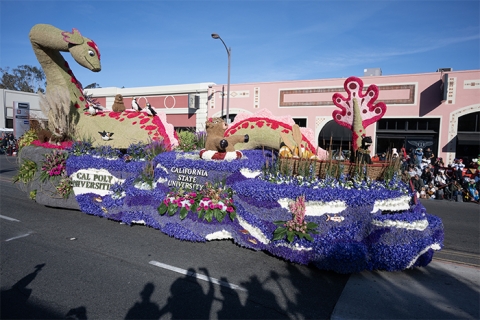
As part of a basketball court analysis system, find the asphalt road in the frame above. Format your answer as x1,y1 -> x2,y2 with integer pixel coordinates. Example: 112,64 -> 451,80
1,154 -> 479,319
420,198 -> 480,267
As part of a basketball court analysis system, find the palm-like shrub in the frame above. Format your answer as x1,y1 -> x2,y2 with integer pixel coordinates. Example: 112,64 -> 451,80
176,130 -> 198,151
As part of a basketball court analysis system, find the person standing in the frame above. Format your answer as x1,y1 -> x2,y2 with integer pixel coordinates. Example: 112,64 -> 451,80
450,180 -> 464,202
414,148 -> 424,168
467,179 -> 479,202
421,167 -> 434,185
435,169 -> 452,200
424,147 -> 435,162
7,134 -> 15,156
411,174 -> 425,198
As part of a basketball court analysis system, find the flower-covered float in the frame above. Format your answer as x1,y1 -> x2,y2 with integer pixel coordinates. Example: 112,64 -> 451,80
16,24 -> 443,274
16,112 -> 444,274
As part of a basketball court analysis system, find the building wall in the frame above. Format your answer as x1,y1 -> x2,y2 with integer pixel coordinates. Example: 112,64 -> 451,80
2,71 -> 479,163
208,70 -> 480,163
0,89 -> 43,136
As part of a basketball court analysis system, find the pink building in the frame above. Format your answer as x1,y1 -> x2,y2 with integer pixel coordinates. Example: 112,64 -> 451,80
208,69 -> 480,164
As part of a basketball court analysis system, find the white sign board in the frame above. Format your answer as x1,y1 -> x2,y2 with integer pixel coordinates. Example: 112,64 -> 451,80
13,101 -> 30,138
71,168 -> 124,196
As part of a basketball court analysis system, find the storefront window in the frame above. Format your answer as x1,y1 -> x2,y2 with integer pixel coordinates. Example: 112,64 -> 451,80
376,118 -> 440,157
318,120 -> 352,151
458,111 -> 479,132
293,118 -> 307,127
456,112 -> 480,162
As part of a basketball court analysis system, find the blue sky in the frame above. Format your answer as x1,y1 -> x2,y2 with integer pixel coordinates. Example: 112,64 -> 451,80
1,0 -> 479,89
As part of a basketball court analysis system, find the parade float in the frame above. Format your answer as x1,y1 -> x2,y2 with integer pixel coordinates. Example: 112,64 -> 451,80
14,24 -> 443,274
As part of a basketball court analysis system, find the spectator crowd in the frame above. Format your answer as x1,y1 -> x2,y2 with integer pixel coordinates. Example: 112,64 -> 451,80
0,133 -> 18,156
397,147 -> 480,203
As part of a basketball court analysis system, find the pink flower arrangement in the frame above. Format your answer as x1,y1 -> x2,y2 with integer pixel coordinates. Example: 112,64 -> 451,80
158,181 -> 236,223
160,190 -> 198,219
40,150 -> 68,182
273,195 -> 318,243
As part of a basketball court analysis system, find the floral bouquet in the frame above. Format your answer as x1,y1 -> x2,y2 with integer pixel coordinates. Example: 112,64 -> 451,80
158,181 -> 236,223
40,150 -> 68,182
273,195 -> 318,242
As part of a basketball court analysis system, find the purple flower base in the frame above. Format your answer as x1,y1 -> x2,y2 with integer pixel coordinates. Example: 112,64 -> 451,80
69,149 -> 444,273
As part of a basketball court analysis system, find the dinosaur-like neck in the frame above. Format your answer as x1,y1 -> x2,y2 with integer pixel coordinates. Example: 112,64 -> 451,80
29,24 -> 87,109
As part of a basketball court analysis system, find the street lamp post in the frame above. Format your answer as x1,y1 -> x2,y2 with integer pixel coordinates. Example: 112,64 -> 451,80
211,33 -> 231,123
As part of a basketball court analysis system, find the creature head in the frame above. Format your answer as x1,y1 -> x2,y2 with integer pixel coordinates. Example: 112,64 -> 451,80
206,117 -> 227,133
62,28 -> 101,72
361,135 -> 372,148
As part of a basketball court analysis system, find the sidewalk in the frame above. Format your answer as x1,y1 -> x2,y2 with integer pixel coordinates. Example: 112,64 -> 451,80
331,260 -> 480,319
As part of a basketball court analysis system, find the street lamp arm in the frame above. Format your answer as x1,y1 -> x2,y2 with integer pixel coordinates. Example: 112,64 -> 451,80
211,34 -> 231,56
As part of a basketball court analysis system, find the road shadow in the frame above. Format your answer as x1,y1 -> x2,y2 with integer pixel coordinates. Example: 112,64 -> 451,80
139,263 -> 348,319
125,268 -> 216,319
236,274 -> 288,319
65,306 -> 88,319
216,276 -> 245,319
157,267 -> 214,319
0,263 -> 64,319
137,266 -> 291,319
125,282 -> 161,319
216,273 -> 289,319
278,264 -> 350,319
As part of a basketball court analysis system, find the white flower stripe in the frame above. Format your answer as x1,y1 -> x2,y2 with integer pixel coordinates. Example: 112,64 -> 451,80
240,168 -> 262,178
274,242 -> 313,251
371,219 -> 429,231
236,215 -> 270,244
277,198 -> 347,216
406,243 -> 441,268
205,230 -> 234,241
371,195 -> 411,213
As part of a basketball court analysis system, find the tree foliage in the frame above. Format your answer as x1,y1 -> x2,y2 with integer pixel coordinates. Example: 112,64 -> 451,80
0,65 -> 46,93
84,82 -> 101,89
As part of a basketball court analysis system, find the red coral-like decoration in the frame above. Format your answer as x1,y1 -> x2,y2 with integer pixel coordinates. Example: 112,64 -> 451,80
332,76 -> 387,130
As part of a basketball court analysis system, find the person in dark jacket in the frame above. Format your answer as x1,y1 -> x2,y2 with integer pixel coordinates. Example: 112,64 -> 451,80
411,174 -> 425,196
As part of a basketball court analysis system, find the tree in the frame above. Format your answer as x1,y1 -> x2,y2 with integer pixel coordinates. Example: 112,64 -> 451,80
84,82 -> 101,89
0,65 -> 46,93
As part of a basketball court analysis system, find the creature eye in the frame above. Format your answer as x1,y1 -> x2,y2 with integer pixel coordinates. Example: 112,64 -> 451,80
88,50 -> 95,57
